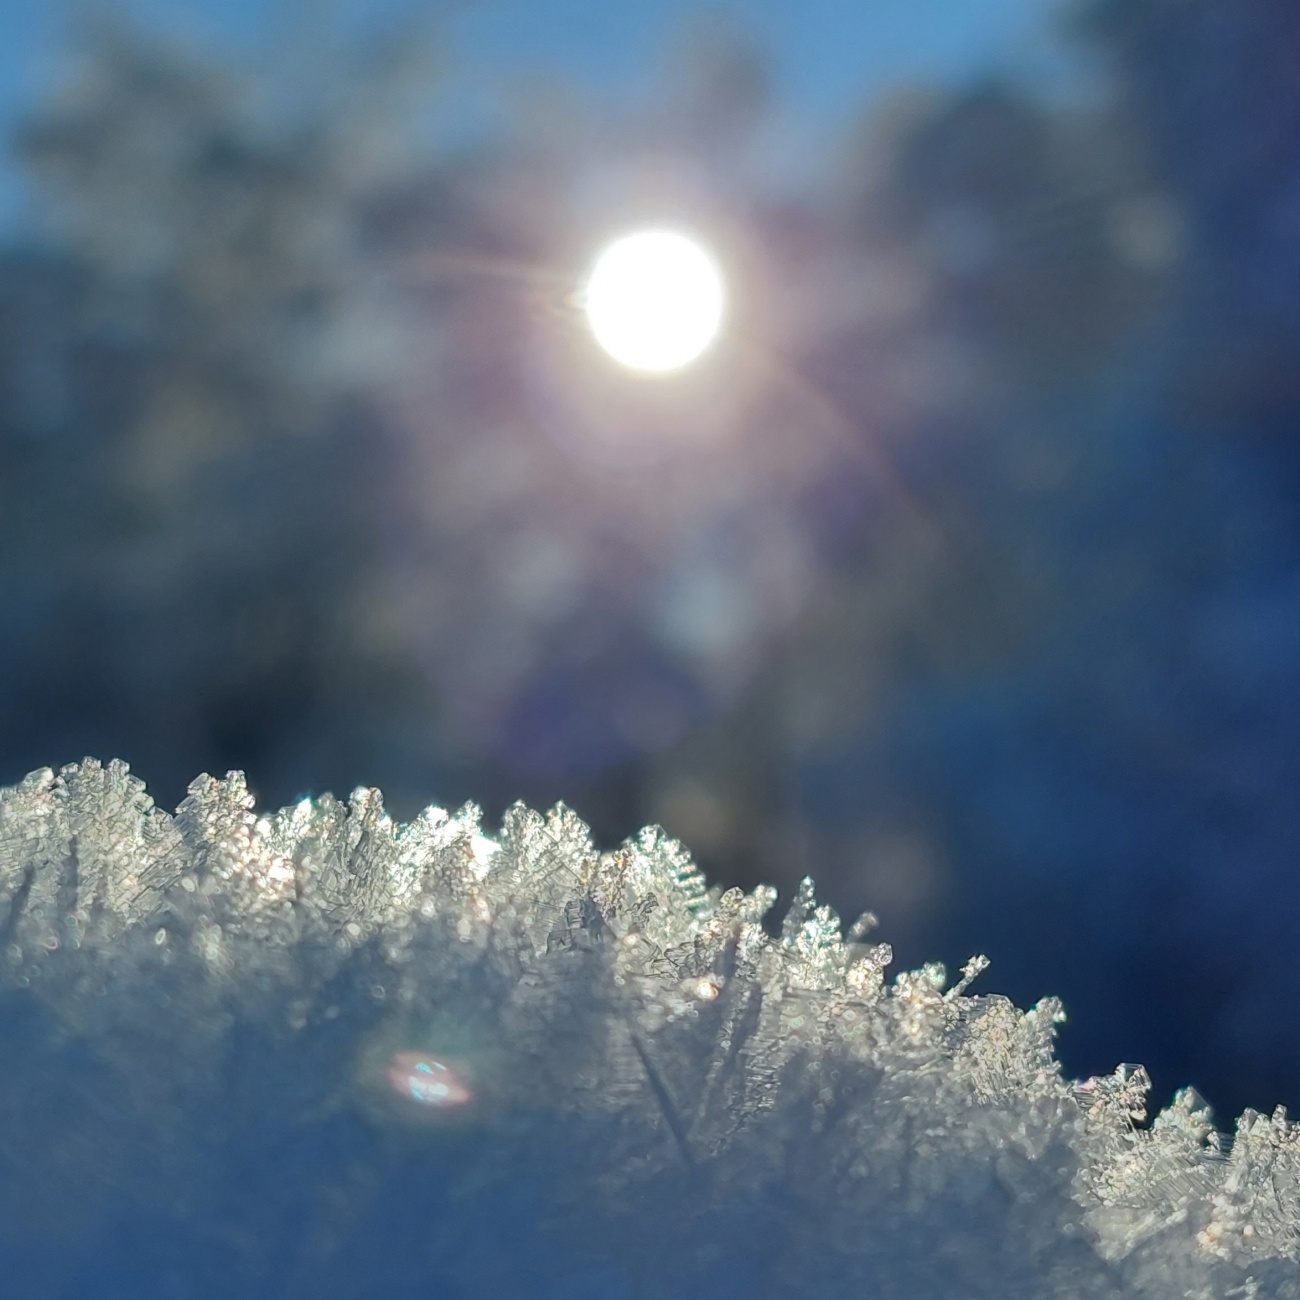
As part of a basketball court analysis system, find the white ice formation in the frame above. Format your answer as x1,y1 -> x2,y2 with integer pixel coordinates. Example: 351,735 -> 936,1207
0,759 -> 1297,1298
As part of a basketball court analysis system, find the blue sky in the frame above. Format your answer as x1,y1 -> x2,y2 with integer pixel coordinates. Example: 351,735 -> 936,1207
0,0 -> 1087,226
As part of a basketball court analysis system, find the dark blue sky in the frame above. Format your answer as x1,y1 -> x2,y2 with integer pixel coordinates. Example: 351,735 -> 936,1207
0,0 -> 1086,223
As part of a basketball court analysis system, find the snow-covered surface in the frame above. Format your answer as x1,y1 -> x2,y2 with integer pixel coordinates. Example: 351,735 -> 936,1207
1,759 -> 1296,1297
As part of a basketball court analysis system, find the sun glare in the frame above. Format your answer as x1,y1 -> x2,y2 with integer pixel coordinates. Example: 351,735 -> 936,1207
583,229 -> 726,373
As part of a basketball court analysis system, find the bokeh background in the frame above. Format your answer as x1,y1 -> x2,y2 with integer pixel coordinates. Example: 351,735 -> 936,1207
1,0 -> 1298,1127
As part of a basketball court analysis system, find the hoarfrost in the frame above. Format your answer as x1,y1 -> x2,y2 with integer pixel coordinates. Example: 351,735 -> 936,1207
0,759 -> 1297,1297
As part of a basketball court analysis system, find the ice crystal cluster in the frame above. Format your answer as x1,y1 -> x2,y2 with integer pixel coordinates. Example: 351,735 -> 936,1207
1,761 -> 1298,1298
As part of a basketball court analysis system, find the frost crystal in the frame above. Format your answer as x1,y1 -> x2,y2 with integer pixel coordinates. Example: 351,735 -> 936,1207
1,760 -> 1297,1298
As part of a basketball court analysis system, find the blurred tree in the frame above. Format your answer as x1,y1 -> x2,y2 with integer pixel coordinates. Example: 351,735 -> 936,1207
1080,0 -> 1300,449
1,16 -> 450,811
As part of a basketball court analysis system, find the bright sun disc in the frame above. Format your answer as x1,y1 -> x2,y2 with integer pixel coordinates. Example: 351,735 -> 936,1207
584,229 -> 726,373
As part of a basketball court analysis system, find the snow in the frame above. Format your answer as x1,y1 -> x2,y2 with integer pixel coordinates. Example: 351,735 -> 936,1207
1,757 -> 1297,1297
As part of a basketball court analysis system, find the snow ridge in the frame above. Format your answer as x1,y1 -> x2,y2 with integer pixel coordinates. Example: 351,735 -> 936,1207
1,759 -> 1296,1297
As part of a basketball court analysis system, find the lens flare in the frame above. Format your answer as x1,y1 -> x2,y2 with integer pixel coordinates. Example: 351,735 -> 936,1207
583,229 -> 726,373
385,1051 -> 474,1109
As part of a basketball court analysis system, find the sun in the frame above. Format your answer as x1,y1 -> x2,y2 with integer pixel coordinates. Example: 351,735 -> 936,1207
583,229 -> 726,373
